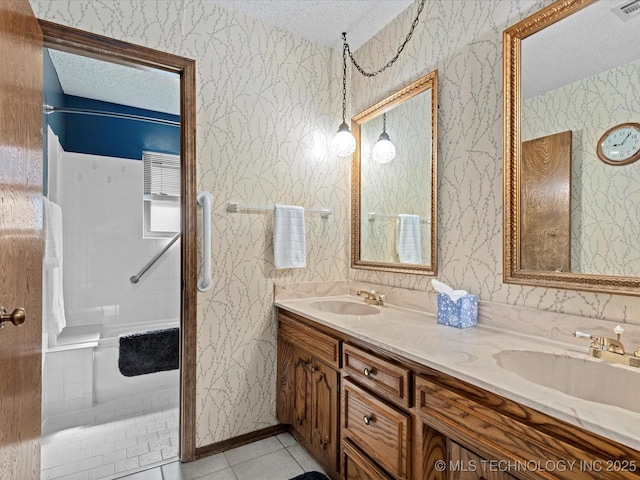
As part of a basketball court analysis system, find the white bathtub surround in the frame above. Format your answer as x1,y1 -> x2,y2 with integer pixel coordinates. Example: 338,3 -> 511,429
54,151 -> 180,328
275,291 -> 640,452
42,345 -> 95,418
41,387 -> 179,480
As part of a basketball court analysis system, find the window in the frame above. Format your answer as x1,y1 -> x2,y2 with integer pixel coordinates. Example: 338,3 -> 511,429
143,151 -> 181,238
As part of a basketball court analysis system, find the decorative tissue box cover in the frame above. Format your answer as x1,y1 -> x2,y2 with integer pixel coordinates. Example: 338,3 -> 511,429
436,293 -> 478,328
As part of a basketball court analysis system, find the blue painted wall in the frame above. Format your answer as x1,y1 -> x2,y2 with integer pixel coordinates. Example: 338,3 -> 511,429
43,49 -> 66,194
62,95 -> 180,160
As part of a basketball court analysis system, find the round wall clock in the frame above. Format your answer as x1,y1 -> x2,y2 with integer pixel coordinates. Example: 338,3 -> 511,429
596,122 -> 640,166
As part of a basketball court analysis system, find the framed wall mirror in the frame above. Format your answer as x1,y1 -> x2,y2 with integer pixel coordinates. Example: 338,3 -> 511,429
503,0 -> 640,295
351,70 -> 438,275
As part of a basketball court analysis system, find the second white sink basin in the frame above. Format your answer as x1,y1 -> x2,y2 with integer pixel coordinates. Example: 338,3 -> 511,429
310,300 -> 380,316
494,350 -> 640,413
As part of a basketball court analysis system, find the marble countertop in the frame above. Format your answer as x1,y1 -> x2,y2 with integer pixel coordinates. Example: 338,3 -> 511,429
275,294 -> 640,452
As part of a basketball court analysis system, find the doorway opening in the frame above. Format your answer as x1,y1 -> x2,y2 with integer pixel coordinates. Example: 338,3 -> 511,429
38,20 -> 197,479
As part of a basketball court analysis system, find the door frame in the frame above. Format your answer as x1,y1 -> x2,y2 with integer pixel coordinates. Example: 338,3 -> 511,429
39,20 -> 198,462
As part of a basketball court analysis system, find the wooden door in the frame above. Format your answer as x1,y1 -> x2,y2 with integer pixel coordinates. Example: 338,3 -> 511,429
449,442 -> 516,480
520,131 -> 572,272
0,1 -> 44,479
310,359 -> 339,471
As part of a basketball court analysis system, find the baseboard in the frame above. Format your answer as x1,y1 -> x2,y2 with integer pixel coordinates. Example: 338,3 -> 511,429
193,424 -> 290,460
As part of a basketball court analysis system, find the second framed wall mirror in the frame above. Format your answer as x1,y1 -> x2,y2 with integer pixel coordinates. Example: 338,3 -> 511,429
503,0 -> 640,295
351,70 -> 438,275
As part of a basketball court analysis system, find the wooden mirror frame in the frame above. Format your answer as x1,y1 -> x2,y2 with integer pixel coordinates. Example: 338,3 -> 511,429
351,70 -> 438,275
503,0 -> 640,296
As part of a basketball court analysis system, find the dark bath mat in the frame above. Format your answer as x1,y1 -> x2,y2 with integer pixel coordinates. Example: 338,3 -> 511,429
289,472 -> 330,480
118,327 -> 179,377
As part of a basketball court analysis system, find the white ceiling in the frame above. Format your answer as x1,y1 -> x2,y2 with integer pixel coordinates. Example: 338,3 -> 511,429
48,49 -> 181,115
522,0 -> 640,99
48,0 -> 414,114
209,0 -> 414,50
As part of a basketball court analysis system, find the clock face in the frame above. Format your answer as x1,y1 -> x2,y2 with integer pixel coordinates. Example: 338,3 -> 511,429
597,123 -> 640,165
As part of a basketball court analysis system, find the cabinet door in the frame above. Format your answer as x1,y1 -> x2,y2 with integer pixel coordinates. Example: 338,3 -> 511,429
343,440 -> 393,480
292,347 -> 312,440
449,442 -> 516,480
309,359 -> 339,472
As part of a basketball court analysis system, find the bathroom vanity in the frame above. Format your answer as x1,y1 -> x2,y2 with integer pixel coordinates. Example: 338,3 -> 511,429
275,294 -> 640,480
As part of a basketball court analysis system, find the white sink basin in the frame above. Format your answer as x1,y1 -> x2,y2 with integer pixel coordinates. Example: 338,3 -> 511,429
309,300 -> 380,316
494,350 -> 640,413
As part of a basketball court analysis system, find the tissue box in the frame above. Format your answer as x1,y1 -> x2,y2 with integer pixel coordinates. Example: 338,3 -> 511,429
437,293 -> 478,328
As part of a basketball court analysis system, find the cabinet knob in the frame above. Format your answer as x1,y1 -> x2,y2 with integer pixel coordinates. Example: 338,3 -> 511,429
363,367 -> 374,378
363,415 -> 372,425
310,366 -> 318,373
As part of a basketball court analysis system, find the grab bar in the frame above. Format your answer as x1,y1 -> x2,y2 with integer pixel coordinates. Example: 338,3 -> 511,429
130,232 -> 181,284
197,191 -> 213,292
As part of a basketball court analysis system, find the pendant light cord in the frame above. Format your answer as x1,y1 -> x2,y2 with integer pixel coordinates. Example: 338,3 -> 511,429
342,0 -> 426,78
341,41 -> 348,124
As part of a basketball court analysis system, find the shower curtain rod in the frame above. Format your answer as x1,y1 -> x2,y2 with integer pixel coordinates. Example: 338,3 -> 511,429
43,104 -> 180,127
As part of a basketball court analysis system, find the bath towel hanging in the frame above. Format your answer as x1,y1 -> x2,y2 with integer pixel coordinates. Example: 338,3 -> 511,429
42,196 -> 66,334
273,204 -> 307,269
396,214 -> 422,264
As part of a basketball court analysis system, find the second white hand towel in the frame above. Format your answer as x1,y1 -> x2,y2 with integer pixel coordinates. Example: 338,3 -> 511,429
396,214 -> 422,264
274,204 -> 306,269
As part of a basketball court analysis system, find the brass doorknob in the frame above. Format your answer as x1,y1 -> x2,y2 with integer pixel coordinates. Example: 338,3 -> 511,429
0,307 -> 26,327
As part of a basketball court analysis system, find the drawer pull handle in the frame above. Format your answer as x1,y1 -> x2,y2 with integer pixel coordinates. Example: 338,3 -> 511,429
363,367 -> 374,378
363,415 -> 372,425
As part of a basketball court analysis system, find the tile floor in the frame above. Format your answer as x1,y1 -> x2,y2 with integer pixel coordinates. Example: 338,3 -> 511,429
41,388 -> 180,480
41,386 -> 325,480
118,433 -> 326,480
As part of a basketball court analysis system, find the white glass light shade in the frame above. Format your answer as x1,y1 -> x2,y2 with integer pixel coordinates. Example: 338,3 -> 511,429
331,122 -> 356,157
372,132 -> 396,164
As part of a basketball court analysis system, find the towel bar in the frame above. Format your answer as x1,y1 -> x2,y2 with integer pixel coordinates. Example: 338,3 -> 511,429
227,202 -> 332,218
368,212 -> 430,223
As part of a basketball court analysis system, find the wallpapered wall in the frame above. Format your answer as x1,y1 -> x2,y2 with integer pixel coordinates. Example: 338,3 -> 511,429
31,0 -> 349,446
522,59 -> 640,276
360,90 -> 432,264
31,0 -> 640,448
349,0 -> 640,322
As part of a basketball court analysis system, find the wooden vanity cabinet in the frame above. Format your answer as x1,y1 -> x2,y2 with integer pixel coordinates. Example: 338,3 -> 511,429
277,312 -> 341,477
276,308 -> 640,480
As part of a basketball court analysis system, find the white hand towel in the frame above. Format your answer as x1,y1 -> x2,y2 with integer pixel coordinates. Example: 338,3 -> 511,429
42,197 -> 66,334
396,214 -> 422,264
274,204 -> 306,269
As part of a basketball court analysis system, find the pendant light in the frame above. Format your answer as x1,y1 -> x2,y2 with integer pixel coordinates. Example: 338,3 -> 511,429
335,0 -> 425,157
372,113 -> 396,164
330,37 -> 356,157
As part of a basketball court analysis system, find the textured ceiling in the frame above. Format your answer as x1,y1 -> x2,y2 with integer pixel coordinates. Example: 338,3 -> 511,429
209,0 -> 415,50
522,0 -> 640,99
48,0 -> 414,113
48,49 -> 180,115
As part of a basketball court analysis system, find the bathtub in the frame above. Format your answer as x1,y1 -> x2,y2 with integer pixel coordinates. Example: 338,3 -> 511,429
94,319 -> 180,404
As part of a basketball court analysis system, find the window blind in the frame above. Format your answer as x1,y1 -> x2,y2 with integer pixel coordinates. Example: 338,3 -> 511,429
143,151 -> 180,199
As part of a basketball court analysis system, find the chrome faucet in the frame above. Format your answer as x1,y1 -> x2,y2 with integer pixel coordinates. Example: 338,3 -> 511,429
356,290 -> 385,306
573,325 -> 640,367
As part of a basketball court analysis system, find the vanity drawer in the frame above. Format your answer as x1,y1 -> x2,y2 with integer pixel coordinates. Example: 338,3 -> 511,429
343,343 -> 411,408
342,379 -> 410,480
278,312 -> 340,368
343,439 -> 394,480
